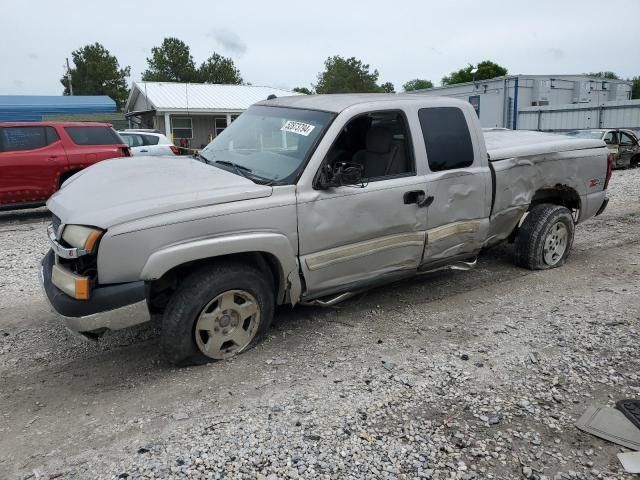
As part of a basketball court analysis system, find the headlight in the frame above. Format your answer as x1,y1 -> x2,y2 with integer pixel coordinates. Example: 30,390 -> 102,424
62,225 -> 104,253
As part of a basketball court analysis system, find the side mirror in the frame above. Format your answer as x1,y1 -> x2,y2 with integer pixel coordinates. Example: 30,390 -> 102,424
317,162 -> 365,189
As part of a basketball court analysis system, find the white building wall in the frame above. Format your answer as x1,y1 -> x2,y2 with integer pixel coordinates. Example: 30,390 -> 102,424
410,75 -> 633,129
518,100 -> 640,131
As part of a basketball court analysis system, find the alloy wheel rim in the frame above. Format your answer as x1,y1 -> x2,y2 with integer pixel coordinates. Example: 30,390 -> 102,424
194,290 -> 260,359
543,222 -> 568,266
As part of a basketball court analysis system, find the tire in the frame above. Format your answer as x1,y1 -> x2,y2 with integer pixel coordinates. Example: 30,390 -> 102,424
514,204 -> 575,270
160,262 -> 274,366
631,155 -> 640,168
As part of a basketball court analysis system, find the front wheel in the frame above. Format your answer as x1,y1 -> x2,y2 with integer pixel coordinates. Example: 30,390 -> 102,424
160,262 -> 274,366
514,204 -> 575,270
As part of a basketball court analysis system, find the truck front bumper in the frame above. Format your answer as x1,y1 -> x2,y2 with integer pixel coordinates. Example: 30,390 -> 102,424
40,250 -> 147,333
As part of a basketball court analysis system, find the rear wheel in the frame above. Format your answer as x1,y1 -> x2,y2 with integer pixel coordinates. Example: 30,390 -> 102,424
514,204 -> 575,270
160,262 -> 274,366
631,155 -> 640,168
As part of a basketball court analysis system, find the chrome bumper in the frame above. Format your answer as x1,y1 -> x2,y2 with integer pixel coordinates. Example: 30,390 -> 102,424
47,224 -> 90,259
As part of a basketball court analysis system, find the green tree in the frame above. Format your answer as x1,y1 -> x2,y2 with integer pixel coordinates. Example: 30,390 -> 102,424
142,37 -> 197,82
292,86 -> 313,95
380,82 -> 395,93
60,43 -> 130,110
441,60 -> 508,85
632,76 -> 640,99
315,55 -> 383,94
586,71 -> 619,79
198,53 -> 243,84
402,79 -> 434,91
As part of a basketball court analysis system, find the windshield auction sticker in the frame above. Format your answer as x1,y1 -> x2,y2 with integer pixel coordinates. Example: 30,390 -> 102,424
281,120 -> 315,136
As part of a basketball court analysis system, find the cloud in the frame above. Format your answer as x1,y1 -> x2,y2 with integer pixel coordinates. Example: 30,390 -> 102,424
546,48 -> 565,60
208,28 -> 247,57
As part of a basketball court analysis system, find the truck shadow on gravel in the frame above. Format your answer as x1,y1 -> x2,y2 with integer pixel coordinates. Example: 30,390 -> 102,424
0,207 -> 50,226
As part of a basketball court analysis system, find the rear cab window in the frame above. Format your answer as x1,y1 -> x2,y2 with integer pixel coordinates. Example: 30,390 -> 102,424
64,126 -> 122,145
418,107 -> 474,171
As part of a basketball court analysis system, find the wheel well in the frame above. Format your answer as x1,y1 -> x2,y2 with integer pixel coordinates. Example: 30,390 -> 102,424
508,186 -> 581,243
529,186 -> 581,213
145,252 -> 283,315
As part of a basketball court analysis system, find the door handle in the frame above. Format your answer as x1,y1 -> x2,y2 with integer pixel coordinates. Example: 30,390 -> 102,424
404,190 -> 434,208
140,149 -> 148,153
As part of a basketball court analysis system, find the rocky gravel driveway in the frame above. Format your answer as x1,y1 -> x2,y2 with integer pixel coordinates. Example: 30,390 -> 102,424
0,169 -> 639,480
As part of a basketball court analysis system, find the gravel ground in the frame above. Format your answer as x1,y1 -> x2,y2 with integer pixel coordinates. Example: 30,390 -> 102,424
0,169 -> 639,480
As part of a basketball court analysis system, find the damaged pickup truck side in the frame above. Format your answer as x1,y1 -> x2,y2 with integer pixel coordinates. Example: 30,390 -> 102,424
41,95 -> 612,365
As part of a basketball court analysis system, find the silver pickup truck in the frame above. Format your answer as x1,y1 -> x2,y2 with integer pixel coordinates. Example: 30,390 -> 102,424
41,95 -> 612,365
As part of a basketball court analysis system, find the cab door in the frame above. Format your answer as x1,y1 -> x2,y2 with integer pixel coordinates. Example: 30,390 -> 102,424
296,109 -> 428,298
417,106 -> 491,264
618,131 -> 639,168
0,126 -> 67,206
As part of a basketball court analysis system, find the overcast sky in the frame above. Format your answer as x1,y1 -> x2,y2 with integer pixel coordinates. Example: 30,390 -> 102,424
1,0 -> 638,96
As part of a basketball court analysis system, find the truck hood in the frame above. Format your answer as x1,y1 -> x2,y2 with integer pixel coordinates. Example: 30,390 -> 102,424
47,156 -> 273,228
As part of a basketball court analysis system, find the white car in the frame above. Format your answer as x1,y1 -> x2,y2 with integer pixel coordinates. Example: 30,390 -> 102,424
118,130 -> 179,156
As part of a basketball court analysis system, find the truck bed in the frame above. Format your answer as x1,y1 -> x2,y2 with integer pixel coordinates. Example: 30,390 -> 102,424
483,128 -> 604,161
481,128 -> 609,248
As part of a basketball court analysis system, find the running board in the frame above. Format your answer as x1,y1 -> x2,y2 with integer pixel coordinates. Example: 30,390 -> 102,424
418,257 -> 478,275
300,257 -> 478,308
300,291 -> 358,307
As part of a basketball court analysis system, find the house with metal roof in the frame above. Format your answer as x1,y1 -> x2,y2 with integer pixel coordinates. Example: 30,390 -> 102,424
125,82 -> 301,149
0,95 -> 116,122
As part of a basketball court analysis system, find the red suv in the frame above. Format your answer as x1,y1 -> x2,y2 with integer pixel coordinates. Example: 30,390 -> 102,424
0,122 -> 130,210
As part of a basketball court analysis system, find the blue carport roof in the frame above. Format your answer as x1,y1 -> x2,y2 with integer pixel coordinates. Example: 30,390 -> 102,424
0,95 -> 116,121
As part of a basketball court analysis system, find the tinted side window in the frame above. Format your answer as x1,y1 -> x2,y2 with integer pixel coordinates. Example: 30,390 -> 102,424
418,107 -> 474,171
121,134 -> 143,147
141,134 -> 160,145
1,126 -> 47,151
45,127 -> 60,145
65,126 -> 121,145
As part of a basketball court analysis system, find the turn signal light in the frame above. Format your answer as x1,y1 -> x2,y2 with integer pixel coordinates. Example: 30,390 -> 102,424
52,264 -> 91,300
75,277 -> 90,300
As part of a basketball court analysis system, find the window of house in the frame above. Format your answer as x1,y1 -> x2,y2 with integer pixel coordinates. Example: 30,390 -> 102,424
0,126 -> 49,151
215,118 -> 228,137
323,110 -> 414,181
171,118 -> 193,139
418,107 -> 474,171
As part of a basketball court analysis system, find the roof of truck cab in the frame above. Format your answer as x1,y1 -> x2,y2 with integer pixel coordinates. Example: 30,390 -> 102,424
254,93 -> 468,113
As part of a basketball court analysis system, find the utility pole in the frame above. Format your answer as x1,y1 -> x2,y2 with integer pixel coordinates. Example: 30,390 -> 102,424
66,58 -> 74,96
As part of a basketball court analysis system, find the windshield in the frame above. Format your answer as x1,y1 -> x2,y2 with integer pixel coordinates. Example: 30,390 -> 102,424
199,105 -> 334,184
565,130 -> 604,140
